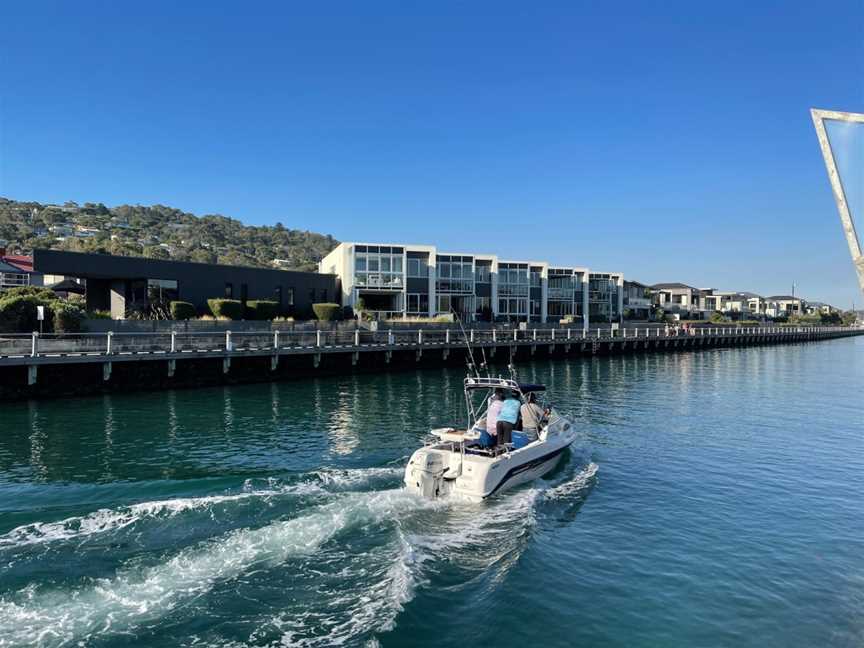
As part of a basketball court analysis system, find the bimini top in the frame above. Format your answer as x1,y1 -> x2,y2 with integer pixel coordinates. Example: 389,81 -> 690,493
517,383 -> 546,393
464,376 -> 546,392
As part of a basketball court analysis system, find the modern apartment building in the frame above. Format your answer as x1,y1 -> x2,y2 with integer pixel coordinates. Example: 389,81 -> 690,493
318,242 -> 621,325
588,272 -> 624,323
622,280 -> 652,319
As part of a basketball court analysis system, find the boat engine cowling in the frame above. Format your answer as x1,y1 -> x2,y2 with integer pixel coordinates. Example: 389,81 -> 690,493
404,449 -> 449,498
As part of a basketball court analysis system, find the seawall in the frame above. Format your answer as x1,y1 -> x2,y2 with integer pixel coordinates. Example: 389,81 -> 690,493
1,326 -> 860,400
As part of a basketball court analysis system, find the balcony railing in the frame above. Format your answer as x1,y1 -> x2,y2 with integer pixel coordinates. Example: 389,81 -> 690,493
354,273 -> 403,289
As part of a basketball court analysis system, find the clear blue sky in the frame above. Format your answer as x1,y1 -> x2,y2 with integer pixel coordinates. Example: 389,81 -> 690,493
2,1 -> 863,306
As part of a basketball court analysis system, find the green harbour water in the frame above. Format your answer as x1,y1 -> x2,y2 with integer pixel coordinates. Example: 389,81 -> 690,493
0,337 -> 862,647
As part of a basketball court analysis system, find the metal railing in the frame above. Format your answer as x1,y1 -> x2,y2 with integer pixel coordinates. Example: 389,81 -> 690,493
0,325 -> 854,360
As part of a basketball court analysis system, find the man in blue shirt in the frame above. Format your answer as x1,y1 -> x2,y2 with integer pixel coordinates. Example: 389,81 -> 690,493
497,391 -> 521,445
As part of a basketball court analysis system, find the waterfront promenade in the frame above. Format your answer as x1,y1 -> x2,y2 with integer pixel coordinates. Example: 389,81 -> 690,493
0,324 -> 859,399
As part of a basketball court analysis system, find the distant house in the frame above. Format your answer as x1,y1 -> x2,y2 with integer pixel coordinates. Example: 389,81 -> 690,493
49,224 -> 75,238
623,280 -> 652,319
73,225 -> 101,238
0,251 -> 43,291
650,283 -> 704,317
805,301 -> 839,315
765,296 -> 805,317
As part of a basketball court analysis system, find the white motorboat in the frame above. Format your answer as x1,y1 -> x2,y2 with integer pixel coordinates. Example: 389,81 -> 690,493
404,373 -> 577,502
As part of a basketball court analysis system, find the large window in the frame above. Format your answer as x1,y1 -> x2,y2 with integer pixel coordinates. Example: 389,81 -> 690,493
354,245 -> 404,289
475,296 -> 491,318
406,293 -> 429,314
435,255 -> 474,293
498,298 -> 528,317
407,257 -> 428,278
498,263 -> 529,298
147,279 -> 179,304
475,264 -> 492,283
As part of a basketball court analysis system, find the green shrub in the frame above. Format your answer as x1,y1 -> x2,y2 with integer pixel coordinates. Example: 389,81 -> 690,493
0,295 -> 55,333
0,286 -> 58,302
247,300 -> 280,320
170,301 -> 197,320
312,302 -> 341,321
86,310 -> 112,320
53,302 -> 84,332
207,298 -> 244,320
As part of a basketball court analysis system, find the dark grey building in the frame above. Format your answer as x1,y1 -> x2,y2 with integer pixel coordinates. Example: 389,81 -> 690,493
34,249 -> 338,318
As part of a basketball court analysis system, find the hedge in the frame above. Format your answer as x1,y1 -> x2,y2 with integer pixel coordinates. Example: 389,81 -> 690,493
0,295 -> 55,333
53,303 -> 84,332
207,298 -> 245,320
247,300 -> 280,320
312,302 -> 341,321
170,301 -> 197,320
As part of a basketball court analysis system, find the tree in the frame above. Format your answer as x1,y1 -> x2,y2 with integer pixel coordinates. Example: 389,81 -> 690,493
143,245 -> 171,260
841,310 -> 858,326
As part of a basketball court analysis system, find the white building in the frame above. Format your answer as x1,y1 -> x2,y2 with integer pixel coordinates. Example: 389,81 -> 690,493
319,241 -> 623,325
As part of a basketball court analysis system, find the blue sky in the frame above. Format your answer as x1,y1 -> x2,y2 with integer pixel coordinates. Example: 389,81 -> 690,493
1,1 -> 863,306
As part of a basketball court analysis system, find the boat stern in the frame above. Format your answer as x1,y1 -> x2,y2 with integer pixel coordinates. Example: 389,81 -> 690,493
404,447 -> 458,499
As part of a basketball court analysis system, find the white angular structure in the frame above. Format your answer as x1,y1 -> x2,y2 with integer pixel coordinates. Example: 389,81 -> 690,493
811,108 -> 864,298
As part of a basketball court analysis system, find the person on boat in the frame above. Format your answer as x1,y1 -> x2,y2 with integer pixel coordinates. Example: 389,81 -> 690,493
480,389 -> 504,447
520,392 -> 545,440
496,390 -> 520,445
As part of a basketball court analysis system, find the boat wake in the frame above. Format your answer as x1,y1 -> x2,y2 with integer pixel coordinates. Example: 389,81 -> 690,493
0,461 -> 598,648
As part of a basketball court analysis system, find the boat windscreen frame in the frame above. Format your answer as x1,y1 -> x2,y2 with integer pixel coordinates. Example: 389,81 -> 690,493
463,376 -> 527,430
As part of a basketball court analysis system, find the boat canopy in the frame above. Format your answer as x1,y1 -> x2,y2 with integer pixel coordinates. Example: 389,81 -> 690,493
518,383 -> 546,393
463,377 -> 546,393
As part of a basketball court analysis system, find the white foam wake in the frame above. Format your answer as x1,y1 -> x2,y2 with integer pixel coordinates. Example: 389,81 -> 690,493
0,489 -> 434,648
0,466 -> 404,551
0,485 -> 320,550
543,462 -> 599,500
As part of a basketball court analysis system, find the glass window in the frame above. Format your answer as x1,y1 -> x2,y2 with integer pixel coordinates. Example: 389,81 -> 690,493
287,288 -> 294,306
381,257 -> 391,272
408,258 -> 428,278
368,258 -> 379,272
393,257 -> 402,273
225,282 -> 233,298
355,256 -> 367,271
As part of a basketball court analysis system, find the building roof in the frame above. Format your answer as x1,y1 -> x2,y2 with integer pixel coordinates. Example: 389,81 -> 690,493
651,282 -> 696,290
0,254 -> 34,273
767,295 -> 799,301
0,259 -> 27,274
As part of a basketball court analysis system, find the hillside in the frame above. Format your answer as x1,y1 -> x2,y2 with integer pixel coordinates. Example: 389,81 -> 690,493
0,198 -> 338,272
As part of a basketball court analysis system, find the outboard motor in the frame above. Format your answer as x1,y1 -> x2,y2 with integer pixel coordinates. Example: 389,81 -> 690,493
404,448 -> 448,498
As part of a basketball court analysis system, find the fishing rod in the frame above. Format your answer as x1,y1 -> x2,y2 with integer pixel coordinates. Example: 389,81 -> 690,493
450,307 -> 481,378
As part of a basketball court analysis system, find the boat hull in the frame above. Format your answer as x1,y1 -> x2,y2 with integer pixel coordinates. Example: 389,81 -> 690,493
404,414 -> 577,502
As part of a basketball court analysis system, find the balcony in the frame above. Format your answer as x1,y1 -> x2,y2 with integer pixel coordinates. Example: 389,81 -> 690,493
354,273 -> 403,290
